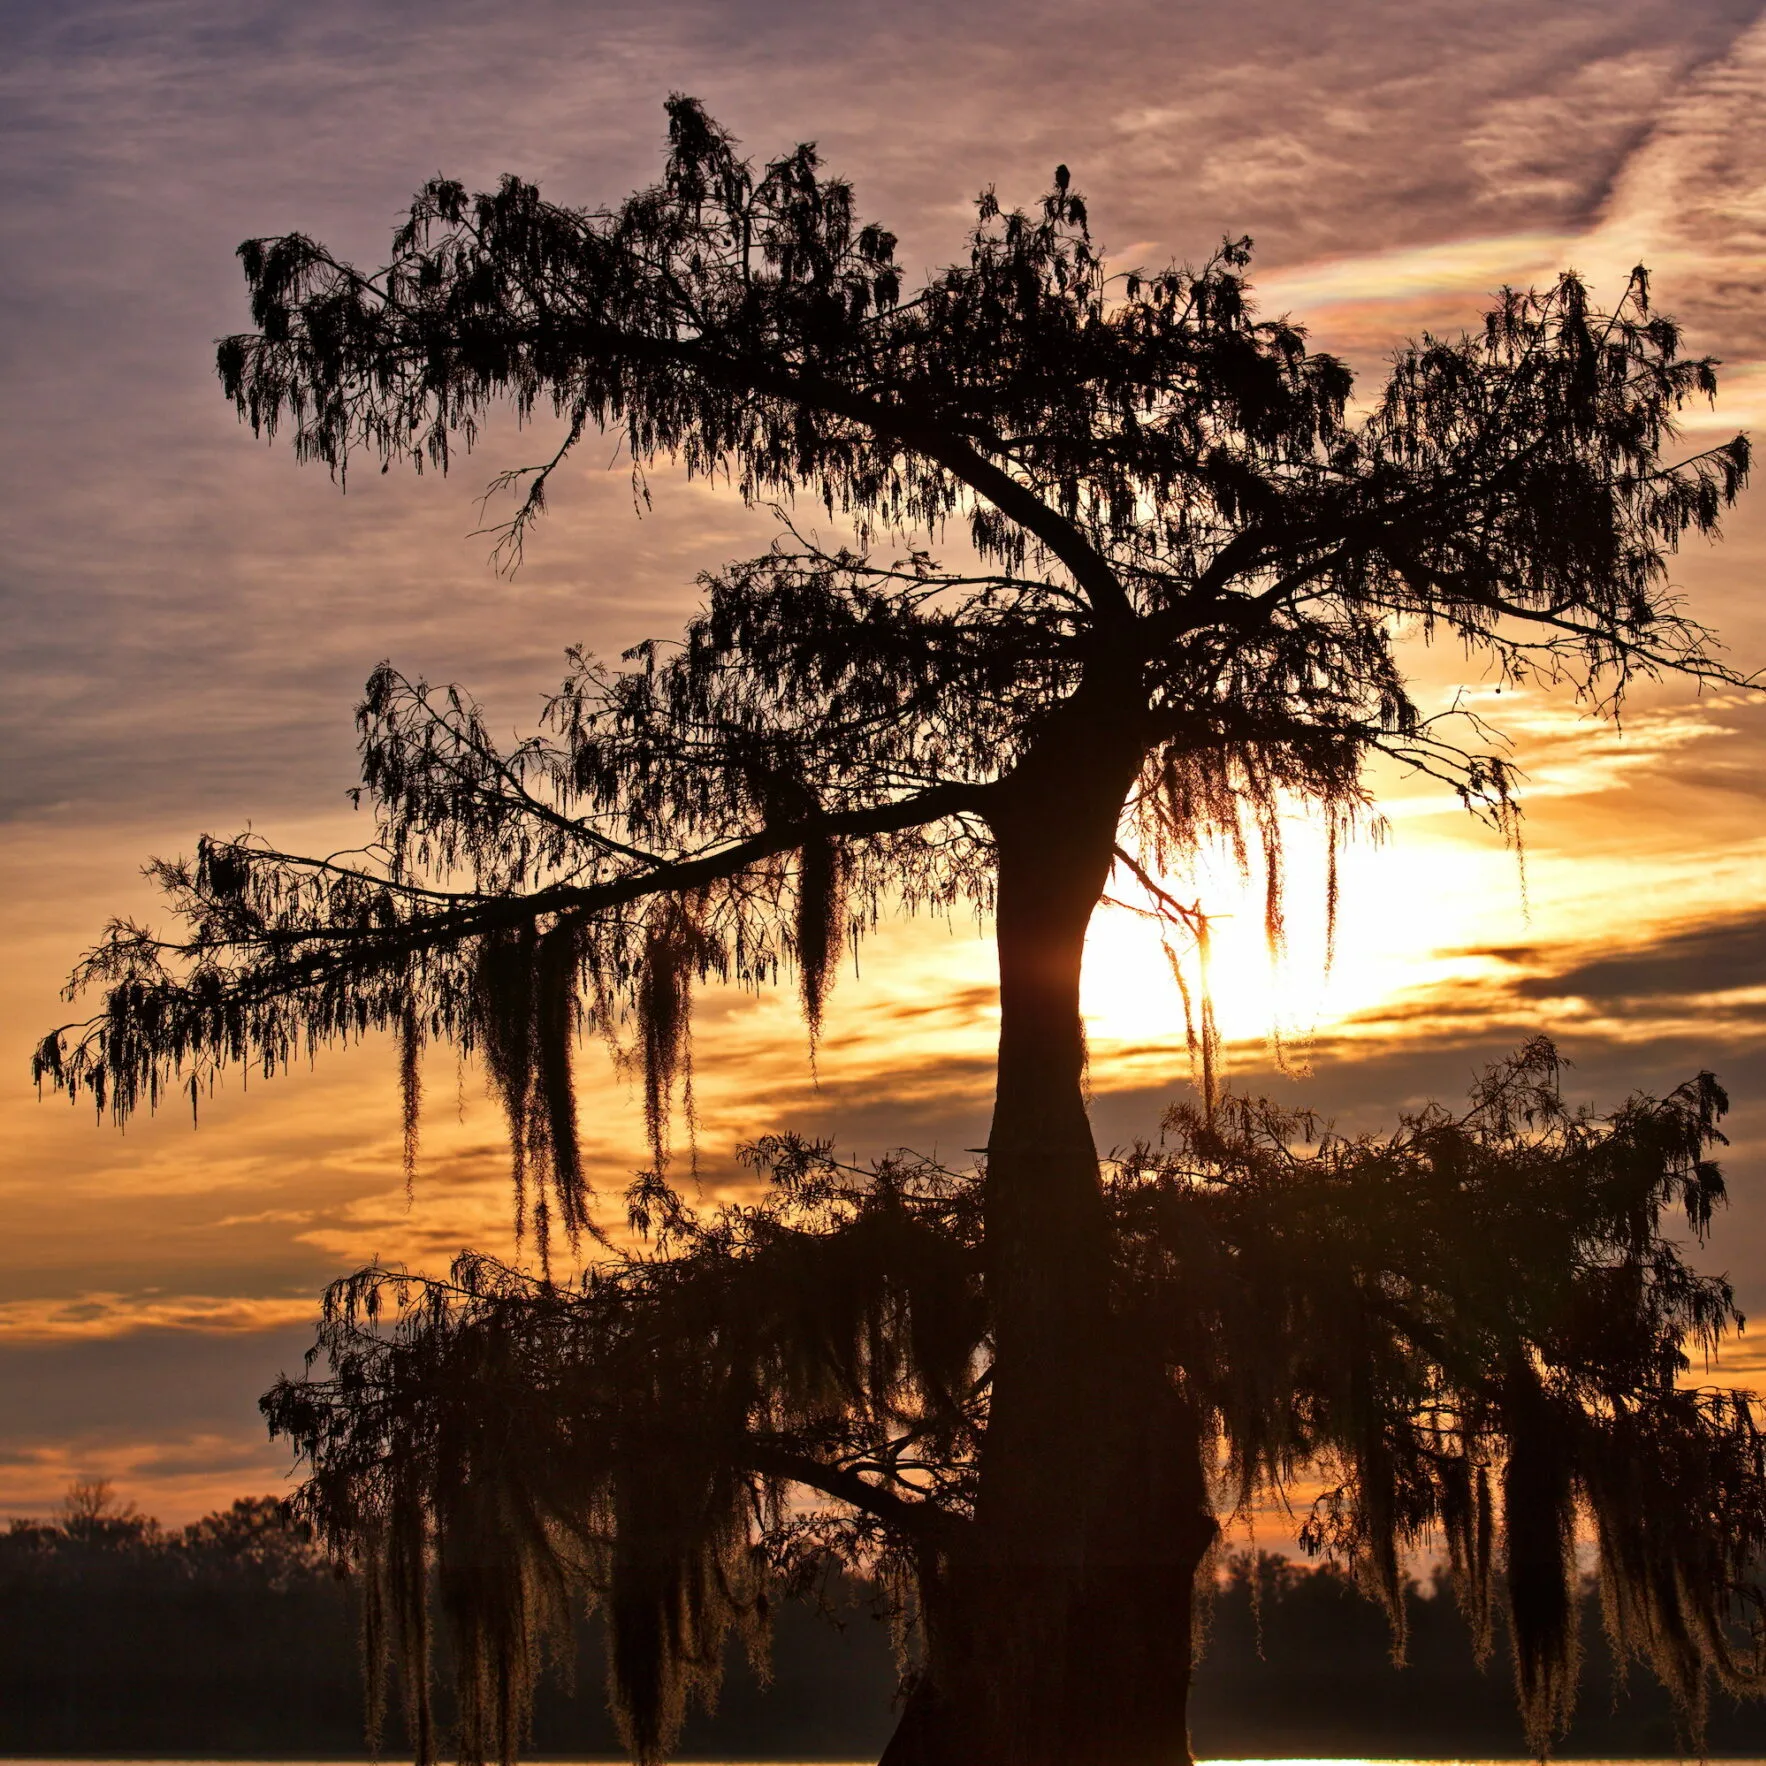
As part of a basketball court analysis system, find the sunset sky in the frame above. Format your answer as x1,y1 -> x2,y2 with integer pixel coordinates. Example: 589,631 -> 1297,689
6,0 -> 1766,1524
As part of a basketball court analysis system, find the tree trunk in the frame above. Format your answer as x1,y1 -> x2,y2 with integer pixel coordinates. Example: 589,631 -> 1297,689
880,724 -> 1217,1766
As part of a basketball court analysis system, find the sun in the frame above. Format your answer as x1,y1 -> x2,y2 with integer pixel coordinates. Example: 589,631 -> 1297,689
1078,810 -> 1535,1067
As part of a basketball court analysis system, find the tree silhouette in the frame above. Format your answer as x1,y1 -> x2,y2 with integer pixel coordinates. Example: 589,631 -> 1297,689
265,1041 -> 1766,1763
36,99 -> 1762,1765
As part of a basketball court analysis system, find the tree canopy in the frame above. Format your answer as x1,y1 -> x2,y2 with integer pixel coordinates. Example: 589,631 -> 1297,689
35,97 -> 1764,1766
267,1042 -> 1766,1761
36,98 -> 1748,1183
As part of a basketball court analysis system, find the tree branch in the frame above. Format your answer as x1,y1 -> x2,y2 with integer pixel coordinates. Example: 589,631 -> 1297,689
547,320 -> 1141,630
744,1441 -> 958,1539
90,781 -> 991,976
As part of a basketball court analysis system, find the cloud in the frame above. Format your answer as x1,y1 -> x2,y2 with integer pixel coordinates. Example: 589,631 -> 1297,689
1461,48 -> 1687,214
6,0 -> 1766,1509
0,1324 -> 314,1522
0,1293 -> 318,1341
1504,910 -> 1766,1006
1241,9 -> 1766,395
3,0 -> 1755,826
1592,9 -> 1766,358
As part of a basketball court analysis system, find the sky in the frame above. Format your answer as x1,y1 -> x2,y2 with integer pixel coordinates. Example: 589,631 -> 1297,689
5,0 -> 1766,1524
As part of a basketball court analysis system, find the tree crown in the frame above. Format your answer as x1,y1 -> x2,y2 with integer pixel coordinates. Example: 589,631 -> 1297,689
267,1043 -> 1762,1760
36,100 -> 1753,1232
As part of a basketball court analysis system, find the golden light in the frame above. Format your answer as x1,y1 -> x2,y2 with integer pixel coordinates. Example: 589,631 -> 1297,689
1080,806 -> 1530,1071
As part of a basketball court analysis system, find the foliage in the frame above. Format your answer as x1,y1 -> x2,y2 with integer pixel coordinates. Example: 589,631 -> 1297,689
269,1145 -> 981,1761
0,1481 -> 897,1760
266,1043 -> 1766,1760
1190,1550 -> 1766,1757
5,1484 -> 329,1586
35,99 -> 1750,1197
4,1496 -> 1762,1756
34,99 -> 1764,1766
1129,1037 -> 1762,1752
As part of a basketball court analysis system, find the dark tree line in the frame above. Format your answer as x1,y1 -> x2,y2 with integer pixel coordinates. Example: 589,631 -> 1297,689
5,1488 -> 1764,1757
0,1482 -> 894,1758
0,1486 -> 363,1755
36,99 -> 1766,1765
1193,1552 -> 1766,1757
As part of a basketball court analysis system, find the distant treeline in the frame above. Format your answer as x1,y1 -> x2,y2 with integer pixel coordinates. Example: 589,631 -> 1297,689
5,1487 -> 1765,1758
0,1486 -> 890,1760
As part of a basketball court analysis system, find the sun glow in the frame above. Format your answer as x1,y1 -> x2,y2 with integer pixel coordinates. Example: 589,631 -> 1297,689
1080,809 -> 1530,1069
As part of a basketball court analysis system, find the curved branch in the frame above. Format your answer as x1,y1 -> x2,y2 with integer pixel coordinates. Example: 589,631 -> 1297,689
744,1441 -> 959,1540
545,321 -> 1142,630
